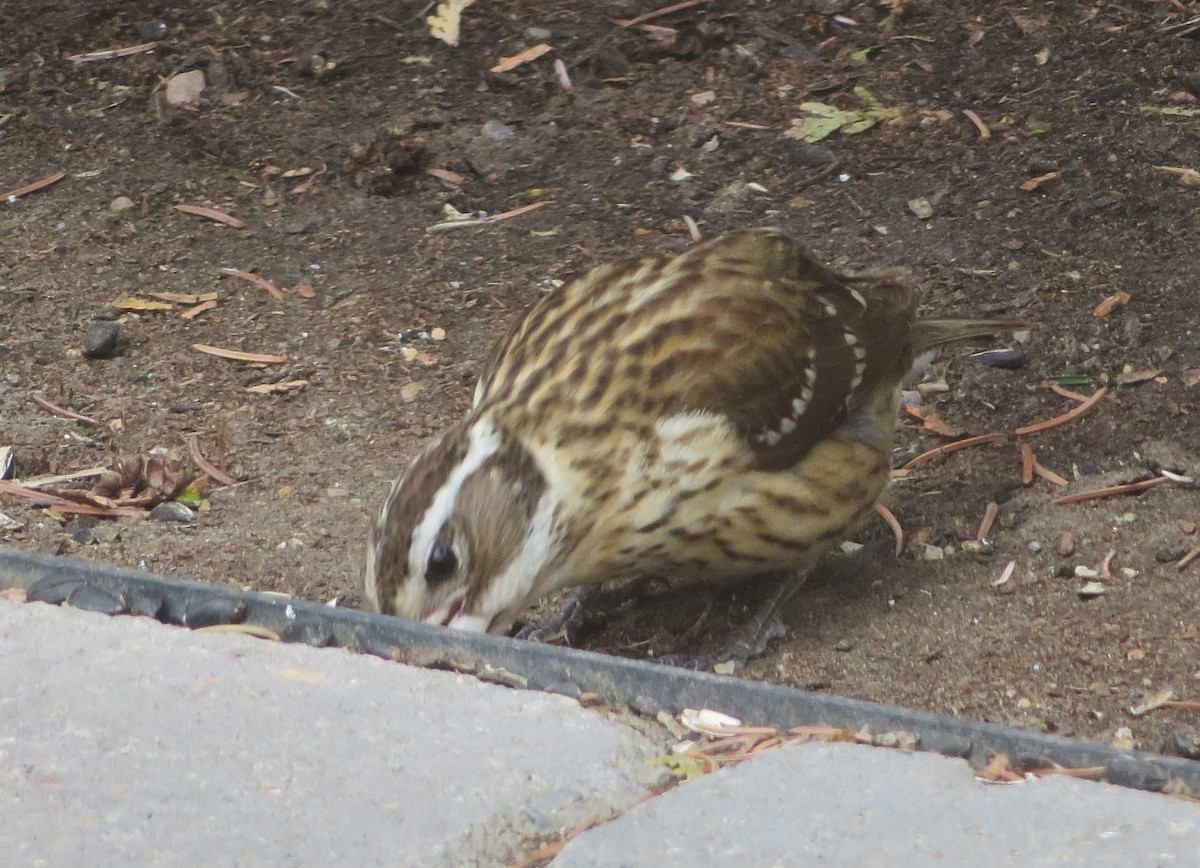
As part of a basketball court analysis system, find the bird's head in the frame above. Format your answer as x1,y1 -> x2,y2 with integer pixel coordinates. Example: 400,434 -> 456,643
363,414 -> 554,634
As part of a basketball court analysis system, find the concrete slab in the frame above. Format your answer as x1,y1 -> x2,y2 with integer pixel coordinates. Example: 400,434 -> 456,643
0,599 -> 668,867
554,740 -> 1200,867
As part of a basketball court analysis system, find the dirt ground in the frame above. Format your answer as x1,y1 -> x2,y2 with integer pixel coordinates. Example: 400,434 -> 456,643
2,1 -> 1199,753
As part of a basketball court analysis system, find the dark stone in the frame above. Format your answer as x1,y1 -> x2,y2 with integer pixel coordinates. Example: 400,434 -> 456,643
82,321 -> 120,359
148,501 -> 194,522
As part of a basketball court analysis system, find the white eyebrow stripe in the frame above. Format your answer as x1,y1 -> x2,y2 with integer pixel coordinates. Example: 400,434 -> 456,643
408,417 -> 501,581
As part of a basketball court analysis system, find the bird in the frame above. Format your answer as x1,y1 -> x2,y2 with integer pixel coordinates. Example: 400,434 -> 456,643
363,228 -> 1023,665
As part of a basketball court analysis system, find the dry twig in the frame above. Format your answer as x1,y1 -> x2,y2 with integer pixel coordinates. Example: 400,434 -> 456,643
29,394 -> 99,427
1015,387 -> 1107,435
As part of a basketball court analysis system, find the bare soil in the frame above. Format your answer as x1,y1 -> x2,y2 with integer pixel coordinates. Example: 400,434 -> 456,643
2,1 -> 1199,754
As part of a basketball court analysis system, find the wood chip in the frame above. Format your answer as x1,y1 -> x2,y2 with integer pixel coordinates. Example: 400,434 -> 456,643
294,282 -> 317,299
490,43 -> 552,73
219,267 -> 284,301
191,344 -> 286,364
1019,442 -> 1035,485
245,380 -> 309,395
181,300 -> 217,319
977,501 -> 999,541
173,204 -> 246,229
1093,291 -> 1131,317
1019,171 -> 1060,191
2,171 -> 67,201
1115,368 -> 1163,386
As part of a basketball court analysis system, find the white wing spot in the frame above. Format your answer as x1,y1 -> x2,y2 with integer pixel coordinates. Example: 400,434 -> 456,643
763,430 -> 782,446
843,330 -> 858,346
848,288 -> 867,308
854,346 -> 867,361
780,417 -> 797,434
792,397 -> 808,416
814,295 -> 838,317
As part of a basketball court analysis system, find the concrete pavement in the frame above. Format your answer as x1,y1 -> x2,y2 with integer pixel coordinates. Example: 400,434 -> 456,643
3,594 -> 1200,866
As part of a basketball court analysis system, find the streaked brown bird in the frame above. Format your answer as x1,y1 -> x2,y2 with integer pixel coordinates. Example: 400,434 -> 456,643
364,228 -> 1021,664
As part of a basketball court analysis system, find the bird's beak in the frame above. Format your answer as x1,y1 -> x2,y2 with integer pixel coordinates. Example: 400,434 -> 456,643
425,593 -> 491,633
444,613 -> 490,632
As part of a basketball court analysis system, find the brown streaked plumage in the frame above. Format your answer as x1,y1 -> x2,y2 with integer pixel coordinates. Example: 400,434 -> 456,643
364,228 -> 1022,649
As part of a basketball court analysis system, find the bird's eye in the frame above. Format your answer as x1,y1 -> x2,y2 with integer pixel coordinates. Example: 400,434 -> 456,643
426,542 -> 458,585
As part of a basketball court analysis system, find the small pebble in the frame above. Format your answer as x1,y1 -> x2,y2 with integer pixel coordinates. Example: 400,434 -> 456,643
82,321 -> 120,359
109,196 -> 135,212
1074,565 -> 1100,578
1078,581 -> 1106,598
482,119 -> 515,142
1057,531 -> 1075,557
133,21 -> 168,40
148,501 -> 194,522
1027,541 -> 1042,553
